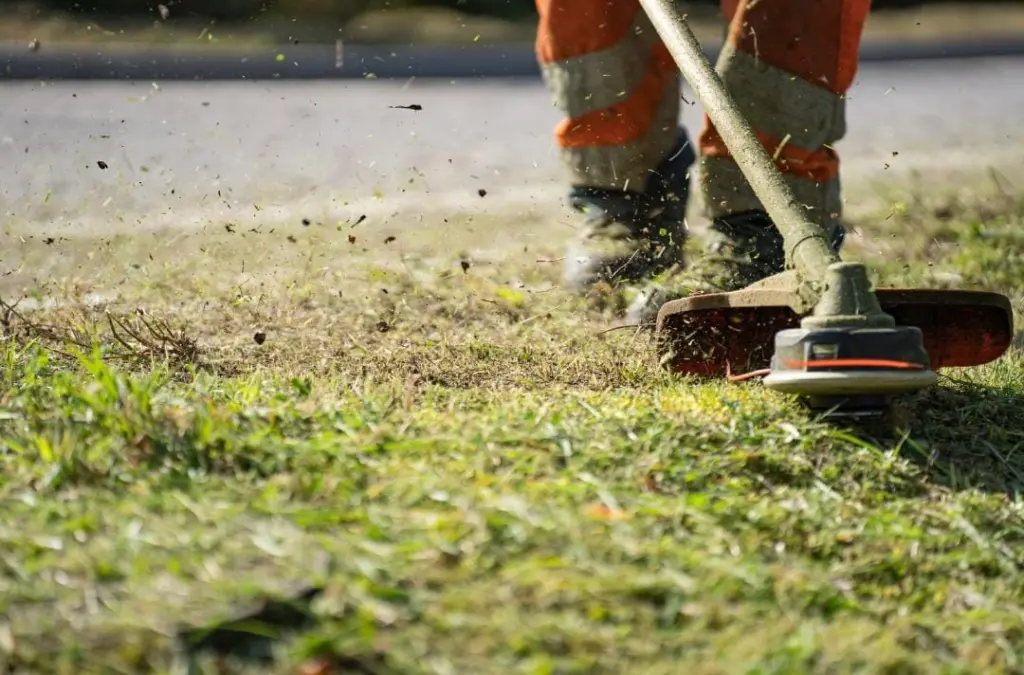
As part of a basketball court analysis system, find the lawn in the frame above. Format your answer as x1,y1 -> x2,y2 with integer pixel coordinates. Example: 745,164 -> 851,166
2,183 -> 1024,674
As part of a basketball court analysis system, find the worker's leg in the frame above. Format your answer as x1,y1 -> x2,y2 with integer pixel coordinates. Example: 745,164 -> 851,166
700,0 -> 868,242
627,0 -> 871,323
536,0 -> 696,290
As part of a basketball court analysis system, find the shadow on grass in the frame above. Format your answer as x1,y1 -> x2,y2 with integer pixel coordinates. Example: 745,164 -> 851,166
857,378 -> 1024,496
173,583 -> 391,672
171,585 -> 396,673
175,586 -> 321,663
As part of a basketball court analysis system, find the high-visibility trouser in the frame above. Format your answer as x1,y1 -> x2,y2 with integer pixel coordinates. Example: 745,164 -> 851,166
535,0 -> 871,228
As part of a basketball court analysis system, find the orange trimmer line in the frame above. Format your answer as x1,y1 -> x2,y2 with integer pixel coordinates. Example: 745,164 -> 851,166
726,358 -> 926,383
785,359 -> 927,370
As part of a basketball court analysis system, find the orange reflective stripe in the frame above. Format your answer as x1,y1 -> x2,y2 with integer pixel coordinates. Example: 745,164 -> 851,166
726,0 -> 870,95
555,43 -> 676,149
699,126 -> 840,183
535,0 -> 642,64
720,0 -> 740,22
838,0 -> 872,94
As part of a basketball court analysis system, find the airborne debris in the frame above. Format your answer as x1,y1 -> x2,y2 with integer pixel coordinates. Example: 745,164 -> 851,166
389,104 -> 423,111
460,260 -> 471,274
302,218 -> 311,226
253,331 -> 266,345
157,4 -> 170,20
353,214 -> 367,227
348,235 -> 356,244
96,161 -> 108,170
28,39 -> 40,52
384,236 -> 396,244
478,189 -> 487,198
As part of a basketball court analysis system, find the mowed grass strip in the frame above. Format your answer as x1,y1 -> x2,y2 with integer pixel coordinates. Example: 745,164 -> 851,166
2,192 -> 1024,673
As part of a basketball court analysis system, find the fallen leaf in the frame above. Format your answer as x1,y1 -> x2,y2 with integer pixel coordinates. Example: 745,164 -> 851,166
585,504 -> 628,521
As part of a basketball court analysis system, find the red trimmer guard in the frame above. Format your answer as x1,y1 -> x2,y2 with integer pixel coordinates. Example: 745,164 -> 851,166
656,288 -> 1014,377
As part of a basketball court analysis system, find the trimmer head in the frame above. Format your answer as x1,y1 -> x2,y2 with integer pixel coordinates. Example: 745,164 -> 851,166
635,0 -> 1014,414
656,286 -> 1013,413
763,324 -> 939,414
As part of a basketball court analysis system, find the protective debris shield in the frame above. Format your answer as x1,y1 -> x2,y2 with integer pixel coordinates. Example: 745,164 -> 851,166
656,288 -> 1013,376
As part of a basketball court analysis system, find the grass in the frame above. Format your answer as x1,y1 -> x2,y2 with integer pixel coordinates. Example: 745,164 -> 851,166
3,180 -> 1024,673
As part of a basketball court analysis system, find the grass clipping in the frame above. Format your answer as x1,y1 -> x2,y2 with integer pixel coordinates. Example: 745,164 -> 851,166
2,193 -> 1024,673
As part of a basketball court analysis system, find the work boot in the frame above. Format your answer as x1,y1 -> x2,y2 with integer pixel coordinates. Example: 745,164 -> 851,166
624,210 -> 846,326
562,133 -> 696,291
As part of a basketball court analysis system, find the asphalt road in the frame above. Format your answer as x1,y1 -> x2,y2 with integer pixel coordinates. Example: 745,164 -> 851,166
3,55 -> 1024,238
6,37 -> 1024,81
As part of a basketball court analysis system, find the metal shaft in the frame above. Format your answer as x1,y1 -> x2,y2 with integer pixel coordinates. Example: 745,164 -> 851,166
637,0 -> 841,283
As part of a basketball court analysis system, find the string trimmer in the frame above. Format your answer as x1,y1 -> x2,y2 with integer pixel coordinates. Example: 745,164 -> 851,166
637,0 -> 1013,415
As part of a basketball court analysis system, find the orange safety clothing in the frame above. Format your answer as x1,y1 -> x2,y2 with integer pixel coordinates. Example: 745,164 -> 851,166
535,0 -> 872,228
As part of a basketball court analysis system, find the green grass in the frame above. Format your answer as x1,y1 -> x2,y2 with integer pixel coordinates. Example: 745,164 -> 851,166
3,185 -> 1024,673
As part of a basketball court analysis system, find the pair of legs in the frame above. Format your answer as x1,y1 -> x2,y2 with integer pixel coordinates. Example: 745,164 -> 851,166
535,0 -> 871,323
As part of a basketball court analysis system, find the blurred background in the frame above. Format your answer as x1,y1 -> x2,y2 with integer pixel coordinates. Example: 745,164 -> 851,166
6,0 -> 1024,48
4,0 -> 1024,246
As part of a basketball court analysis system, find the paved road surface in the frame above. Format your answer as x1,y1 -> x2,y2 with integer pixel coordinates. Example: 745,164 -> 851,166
6,38 -> 1024,81
2,55 -> 1024,239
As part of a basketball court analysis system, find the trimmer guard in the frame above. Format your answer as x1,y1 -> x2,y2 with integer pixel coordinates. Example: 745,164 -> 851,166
656,288 -> 1013,376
